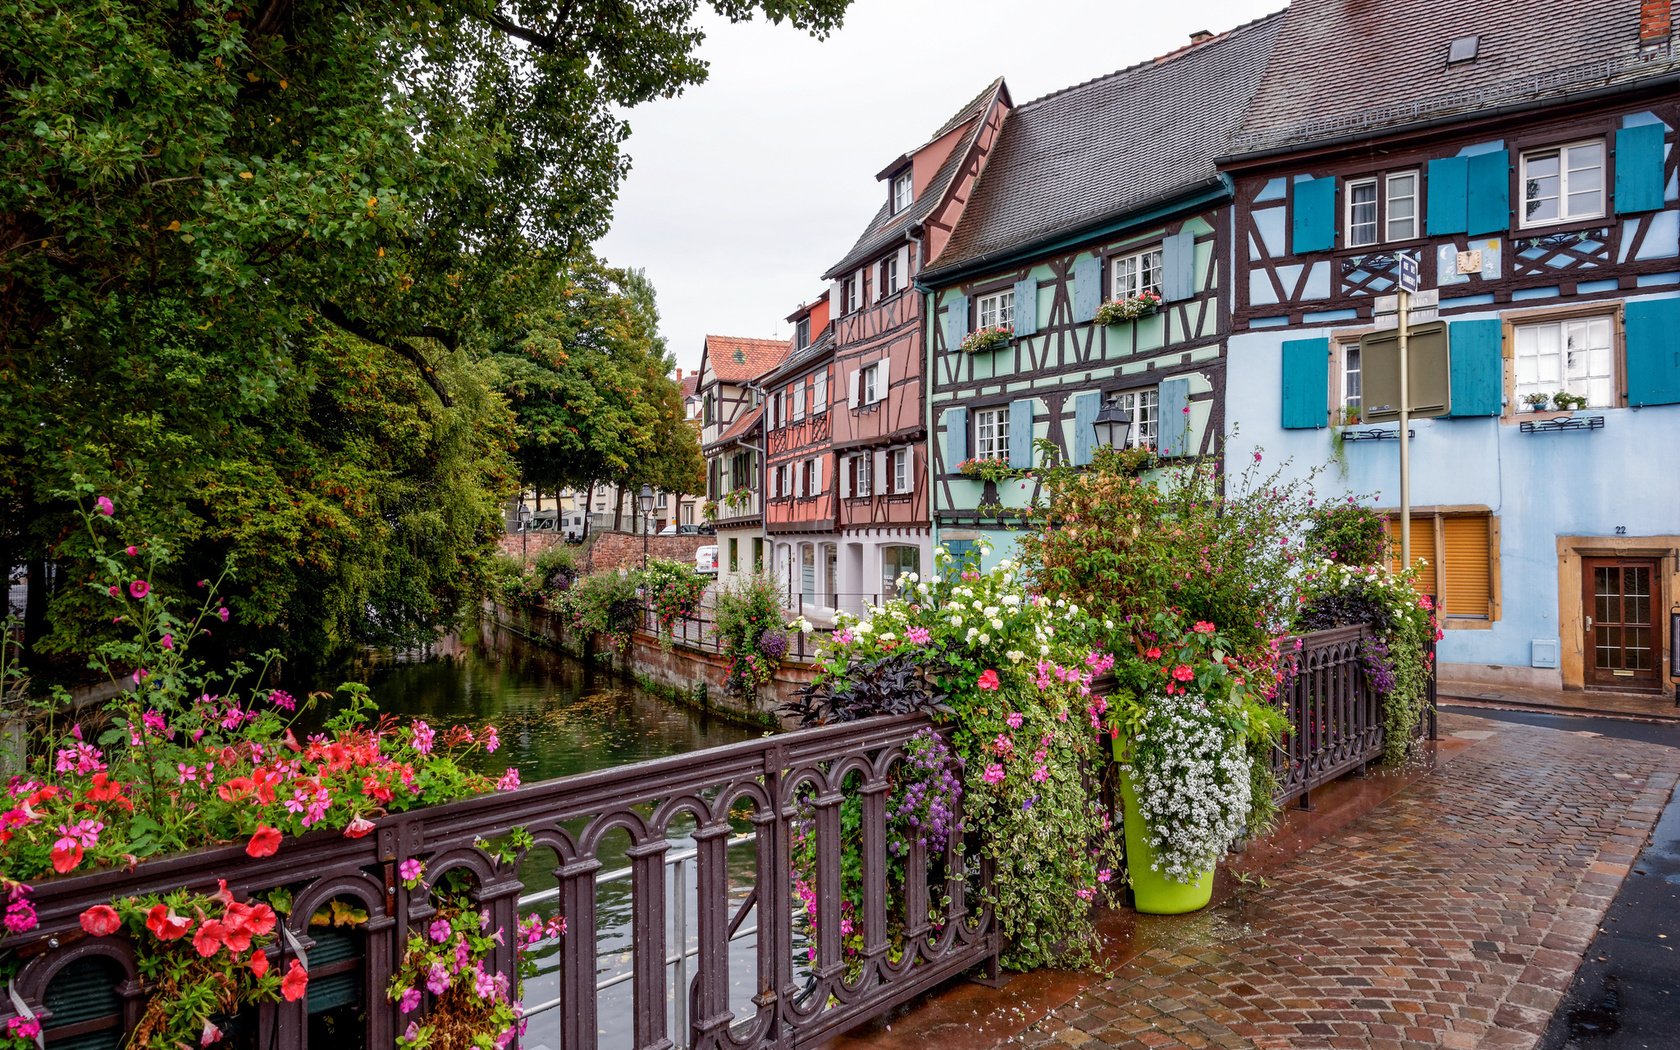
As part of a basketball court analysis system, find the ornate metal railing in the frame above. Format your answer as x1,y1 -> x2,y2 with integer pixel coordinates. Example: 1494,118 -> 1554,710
1270,624 -> 1438,809
2,715 -> 996,1050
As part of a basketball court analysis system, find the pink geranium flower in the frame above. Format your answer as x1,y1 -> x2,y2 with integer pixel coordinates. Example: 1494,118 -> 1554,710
129,580 -> 150,598
95,496 -> 114,516
977,669 -> 1001,691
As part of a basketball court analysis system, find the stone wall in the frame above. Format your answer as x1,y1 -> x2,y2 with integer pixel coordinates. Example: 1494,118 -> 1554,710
494,530 -> 708,575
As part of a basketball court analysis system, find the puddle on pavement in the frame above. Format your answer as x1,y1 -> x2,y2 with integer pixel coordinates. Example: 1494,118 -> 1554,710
1564,973 -> 1622,1039
1127,903 -> 1256,954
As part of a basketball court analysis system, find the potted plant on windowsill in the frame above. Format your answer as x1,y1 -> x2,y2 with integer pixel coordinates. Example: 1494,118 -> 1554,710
957,325 -> 1012,354
1093,290 -> 1162,326
1521,392 -> 1551,413
958,456 -> 1021,508
1551,391 -> 1587,412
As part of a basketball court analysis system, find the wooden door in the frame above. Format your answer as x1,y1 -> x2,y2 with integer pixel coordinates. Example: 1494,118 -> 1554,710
1582,557 -> 1661,690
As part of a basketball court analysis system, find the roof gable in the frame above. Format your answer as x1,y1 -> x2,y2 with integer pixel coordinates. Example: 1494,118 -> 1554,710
701,335 -> 793,384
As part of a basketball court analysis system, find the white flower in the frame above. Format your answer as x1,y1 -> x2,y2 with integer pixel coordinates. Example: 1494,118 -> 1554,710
1002,595 -> 1021,608
1007,649 -> 1024,663
950,615 -> 964,627
990,618 -> 1003,630
854,621 -> 870,635
978,633 -> 990,645
917,582 -> 930,595
983,606 -> 999,618
905,572 -> 919,583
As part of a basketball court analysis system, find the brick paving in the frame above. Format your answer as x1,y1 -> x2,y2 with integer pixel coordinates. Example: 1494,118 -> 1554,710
1002,713 -> 1678,1050
1439,676 -> 1680,723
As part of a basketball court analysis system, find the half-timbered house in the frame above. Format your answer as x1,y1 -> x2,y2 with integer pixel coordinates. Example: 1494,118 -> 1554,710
697,334 -> 790,590
815,77 -> 1013,607
919,19 -> 1283,567
1219,0 -> 1680,694
763,296 -> 839,614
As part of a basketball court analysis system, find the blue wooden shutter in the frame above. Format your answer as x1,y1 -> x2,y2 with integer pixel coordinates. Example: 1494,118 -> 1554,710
1280,337 -> 1329,429
1071,391 -> 1100,466
1426,156 -> 1469,235
1157,377 -> 1191,456
1161,229 -> 1196,302
1008,398 -> 1034,468
943,406 -> 968,466
1291,177 -> 1336,253
1012,277 -> 1038,336
943,539 -> 978,577
1626,298 -> 1680,407
1616,124 -> 1667,214
1448,319 -> 1503,416
1465,150 -> 1510,236
943,292 -> 969,350
1070,255 -> 1101,323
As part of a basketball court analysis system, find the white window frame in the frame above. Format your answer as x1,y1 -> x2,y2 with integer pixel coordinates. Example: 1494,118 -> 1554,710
1110,246 -> 1163,299
1512,314 -> 1616,409
1520,140 -> 1606,229
845,277 -> 860,314
813,370 -> 827,415
1346,177 -> 1379,248
1385,171 -> 1419,242
892,172 -> 912,213
855,453 -> 872,497
975,406 -> 1010,461
975,289 -> 1014,331
880,255 -> 900,299
792,380 -> 805,422
891,448 -> 910,494
1108,387 -> 1158,450
861,363 -> 879,404
1340,343 -> 1363,422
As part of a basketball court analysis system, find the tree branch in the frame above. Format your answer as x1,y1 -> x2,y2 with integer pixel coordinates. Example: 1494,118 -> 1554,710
476,10 -> 560,52
318,303 -> 454,406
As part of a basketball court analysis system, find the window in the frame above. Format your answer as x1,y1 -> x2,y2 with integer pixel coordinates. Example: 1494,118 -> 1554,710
730,453 -> 752,491
728,537 -> 739,573
795,317 -> 811,349
813,370 -> 828,415
891,448 -> 910,494
656,492 -> 668,509
1521,141 -> 1605,227
1346,172 -> 1418,246
861,363 -> 879,404
808,456 -> 823,494
1387,511 -> 1496,620
879,255 -> 900,299
881,545 -> 920,599
1110,246 -> 1163,298
1514,315 -> 1615,408
892,172 -> 912,213
1340,343 -> 1363,423
1108,387 -> 1158,450
792,381 -> 806,422
976,406 -> 1010,461
681,503 -> 693,525
753,537 -> 764,572
976,289 -> 1014,331
845,277 -> 860,314
855,453 -> 872,497
800,544 -> 816,606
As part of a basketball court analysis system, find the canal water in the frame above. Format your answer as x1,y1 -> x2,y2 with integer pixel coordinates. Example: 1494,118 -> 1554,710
352,624 -> 766,1049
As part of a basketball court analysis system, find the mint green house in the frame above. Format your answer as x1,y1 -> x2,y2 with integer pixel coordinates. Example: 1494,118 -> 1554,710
918,16 -> 1282,566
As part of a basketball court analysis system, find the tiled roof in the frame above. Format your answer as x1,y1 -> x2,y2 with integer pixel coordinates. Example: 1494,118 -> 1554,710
924,14 -> 1284,279
762,327 -> 835,385
680,373 -> 699,398
703,335 -> 792,383
822,78 -> 1006,280
714,404 -> 764,446
1229,0 -> 1680,156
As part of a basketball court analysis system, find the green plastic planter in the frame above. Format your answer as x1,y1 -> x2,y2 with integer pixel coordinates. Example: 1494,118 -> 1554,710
1114,742 -> 1215,915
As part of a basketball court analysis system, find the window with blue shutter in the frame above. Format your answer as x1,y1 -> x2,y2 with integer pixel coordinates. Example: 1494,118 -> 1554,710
1291,177 -> 1336,254
1070,255 -> 1101,323
1012,277 -> 1038,336
1465,150 -> 1510,236
1280,338 -> 1330,429
1071,391 -> 1100,466
943,406 -> 968,467
1157,377 -> 1191,456
1626,298 -> 1680,407
1161,229 -> 1197,301
943,292 -> 969,351
1615,124 -> 1668,214
1427,156 -> 1469,235
1008,399 -> 1034,469
942,539 -> 978,577
1448,319 -> 1503,416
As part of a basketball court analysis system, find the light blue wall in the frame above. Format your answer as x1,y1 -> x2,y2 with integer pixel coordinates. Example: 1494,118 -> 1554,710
1224,290 -> 1680,672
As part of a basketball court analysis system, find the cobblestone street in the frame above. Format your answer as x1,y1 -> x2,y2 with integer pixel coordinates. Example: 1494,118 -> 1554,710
999,712 -> 1677,1050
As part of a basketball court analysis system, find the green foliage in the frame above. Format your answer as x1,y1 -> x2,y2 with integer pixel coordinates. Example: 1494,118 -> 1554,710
556,571 -> 640,655
714,574 -> 786,699
637,557 -> 706,644
1305,502 -> 1388,565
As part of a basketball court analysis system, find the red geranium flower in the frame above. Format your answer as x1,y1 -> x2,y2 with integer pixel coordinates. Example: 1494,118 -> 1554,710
342,815 -> 375,839
246,825 -> 281,858
977,669 -> 1001,691
79,904 -> 121,937
145,903 -> 193,941
50,843 -> 83,874
249,948 -> 270,978
1171,664 -> 1195,682
281,959 -> 309,1002
1144,646 -> 1163,660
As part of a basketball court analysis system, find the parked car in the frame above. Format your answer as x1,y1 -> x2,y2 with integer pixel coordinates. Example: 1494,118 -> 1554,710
695,545 -> 718,574
659,522 -> 708,536
657,523 -> 677,536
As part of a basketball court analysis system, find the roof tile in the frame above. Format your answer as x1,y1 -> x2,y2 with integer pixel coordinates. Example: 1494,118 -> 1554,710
703,335 -> 793,383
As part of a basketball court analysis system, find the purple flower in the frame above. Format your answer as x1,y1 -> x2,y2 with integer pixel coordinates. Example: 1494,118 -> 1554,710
411,720 -> 435,756
95,496 -> 113,516
129,580 -> 150,599
268,690 -> 297,712
483,725 -> 499,753
398,858 -> 423,883
425,963 -> 449,995
217,606 -> 230,622
429,918 -> 451,943
398,988 -> 422,1013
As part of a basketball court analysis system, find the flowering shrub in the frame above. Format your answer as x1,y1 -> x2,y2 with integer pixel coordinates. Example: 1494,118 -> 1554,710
1093,290 -> 1162,325
956,325 -> 1011,354
1304,502 -> 1387,565
809,543 -> 1121,969
956,457 -> 1020,484
556,570 -> 641,655
714,575 -> 785,700
637,558 -> 707,646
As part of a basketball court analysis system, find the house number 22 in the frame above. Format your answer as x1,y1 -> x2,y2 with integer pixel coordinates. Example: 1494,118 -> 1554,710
1615,526 -> 1627,535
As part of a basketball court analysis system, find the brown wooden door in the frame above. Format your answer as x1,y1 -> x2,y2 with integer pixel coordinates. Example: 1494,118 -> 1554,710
1582,557 -> 1661,690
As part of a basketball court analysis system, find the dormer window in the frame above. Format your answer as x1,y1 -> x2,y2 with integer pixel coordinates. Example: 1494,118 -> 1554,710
891,171 -> 913,214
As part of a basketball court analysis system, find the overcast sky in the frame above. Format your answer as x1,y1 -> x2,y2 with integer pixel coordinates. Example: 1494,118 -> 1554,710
595,0 -> 1282,376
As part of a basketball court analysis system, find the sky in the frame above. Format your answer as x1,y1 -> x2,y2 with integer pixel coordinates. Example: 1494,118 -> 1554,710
595,0 -> 1283,377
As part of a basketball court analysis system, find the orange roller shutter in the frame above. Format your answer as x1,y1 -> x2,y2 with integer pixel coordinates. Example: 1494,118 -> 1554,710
1442,515 -> 1492,618
1387,516 -> 1436,596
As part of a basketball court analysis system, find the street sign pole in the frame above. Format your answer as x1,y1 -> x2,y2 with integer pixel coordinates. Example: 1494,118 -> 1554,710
1396,252 -> 1419,574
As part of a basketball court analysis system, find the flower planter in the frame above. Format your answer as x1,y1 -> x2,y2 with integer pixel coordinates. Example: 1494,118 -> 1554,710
1114,742 -> 1215,915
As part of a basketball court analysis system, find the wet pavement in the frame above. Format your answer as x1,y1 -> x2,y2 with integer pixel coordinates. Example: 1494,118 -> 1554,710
831,709 -> 1678,1050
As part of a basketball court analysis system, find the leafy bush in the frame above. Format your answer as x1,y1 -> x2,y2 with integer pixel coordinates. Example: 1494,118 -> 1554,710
557,570 -> 641,655
636,557 -> 706,645
714,575 -> 785,699
1304,502 -> 1387,565
531,546 -> 578,592
783,651 -> 948,726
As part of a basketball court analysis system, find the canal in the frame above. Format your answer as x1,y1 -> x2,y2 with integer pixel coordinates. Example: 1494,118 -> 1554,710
351,621 -> 766,1049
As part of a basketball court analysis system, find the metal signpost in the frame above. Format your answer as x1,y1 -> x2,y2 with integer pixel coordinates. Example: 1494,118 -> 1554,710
1397,254 -> 1418,571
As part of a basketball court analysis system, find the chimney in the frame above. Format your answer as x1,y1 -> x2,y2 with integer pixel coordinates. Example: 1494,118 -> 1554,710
1641,0 -> 1671,42
1189,29 -> 1215,45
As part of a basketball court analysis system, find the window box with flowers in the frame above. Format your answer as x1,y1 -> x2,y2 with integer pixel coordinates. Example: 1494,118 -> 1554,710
956,326 -> 1012,354
1093,291 -> 1162,327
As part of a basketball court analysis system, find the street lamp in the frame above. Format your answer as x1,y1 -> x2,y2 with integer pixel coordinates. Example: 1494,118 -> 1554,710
515,497 -> 532,568
1092,395 -> 1133,452
640,485 -> 655,568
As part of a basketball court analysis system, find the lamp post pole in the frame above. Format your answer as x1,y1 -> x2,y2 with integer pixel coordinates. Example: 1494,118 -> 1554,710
639,485 -> 655,570
516,497 -> 532,568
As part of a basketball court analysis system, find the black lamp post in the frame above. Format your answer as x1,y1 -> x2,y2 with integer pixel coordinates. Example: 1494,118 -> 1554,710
1092,394 -> 1134,452
640,485 -> 655,569
515,497 -> 532,567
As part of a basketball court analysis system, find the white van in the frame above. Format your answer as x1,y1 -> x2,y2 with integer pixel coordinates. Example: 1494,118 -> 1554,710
560,512 -> 588,541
